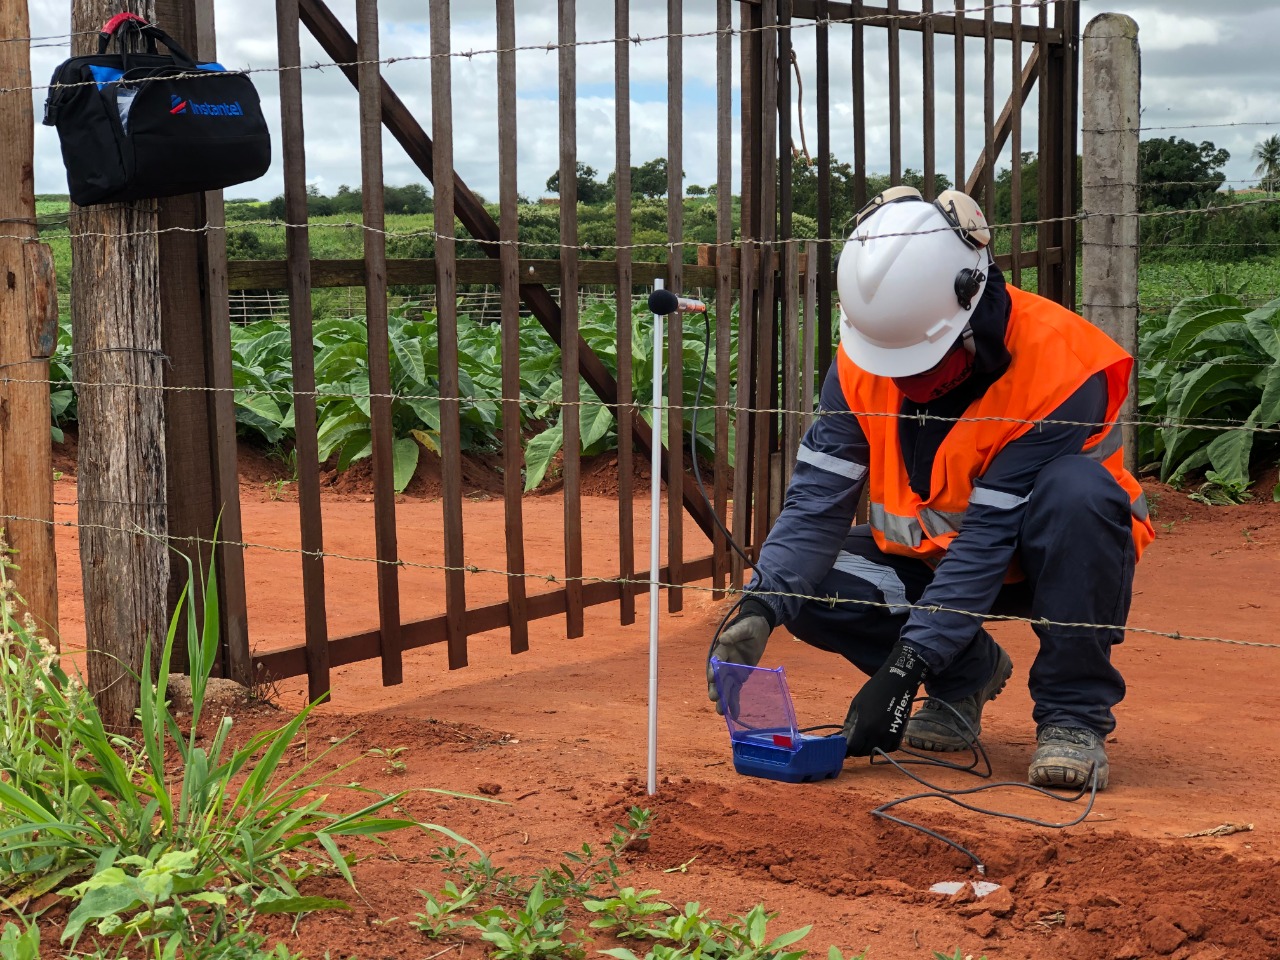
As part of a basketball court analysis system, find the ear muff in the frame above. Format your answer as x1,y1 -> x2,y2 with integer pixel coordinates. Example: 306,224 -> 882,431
935,190 -> 992,250
954,266 -> 985,311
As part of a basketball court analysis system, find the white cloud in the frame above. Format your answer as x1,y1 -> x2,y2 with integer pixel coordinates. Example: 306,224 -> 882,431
25,0 -> 1280,205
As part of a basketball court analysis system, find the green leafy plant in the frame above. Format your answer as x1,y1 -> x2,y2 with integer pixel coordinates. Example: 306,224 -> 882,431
0,535 -> 472,918
414,880 -> 478,938
1138,294 -> 1280,493
0,919 -> 39,960
535,806 -> 654,900
521,302 -> 738,492
468,881 -> 585,960
367,744 -> 408,775
715,906 -> 811,960
639,902 -> 719,951
583,888 -> 673,939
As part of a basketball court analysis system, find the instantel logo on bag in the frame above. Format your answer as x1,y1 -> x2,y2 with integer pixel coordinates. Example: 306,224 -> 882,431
170,93 -> 244,118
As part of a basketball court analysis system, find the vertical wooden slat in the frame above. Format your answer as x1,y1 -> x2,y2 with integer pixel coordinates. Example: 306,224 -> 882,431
430,0 -> 469,668
801,241 -> 818,433
1010,0 -> 1023,287
983,0 -> 996,211
815,0 -> 833,373
277,0 -> 329,700
1036,0 -> 1056,300
713,0 -> 733,595
614,0 -> 637,625
559,0 -> 585,635
731,241 -> 755,588
738,0 -> 760,572
922,0 -> 936,198
888,0 -> 901,182
665,0 -> 684,611
497,0 -> 530,652
201,192 -> 252,682
778,0 -> 797,491
356,0 -> 403,686
1061,0 -> 1079,310
852,0 -> 867,206
954,0 -> 965,191
754,0 -> 778,542
741,0 -> 761,245
781,244 -> 800,488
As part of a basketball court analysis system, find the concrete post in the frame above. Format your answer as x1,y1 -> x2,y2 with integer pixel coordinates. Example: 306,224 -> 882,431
1081,14 -> 1141,475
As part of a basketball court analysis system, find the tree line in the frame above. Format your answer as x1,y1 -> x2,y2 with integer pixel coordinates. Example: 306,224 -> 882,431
221,134 -> 1278,264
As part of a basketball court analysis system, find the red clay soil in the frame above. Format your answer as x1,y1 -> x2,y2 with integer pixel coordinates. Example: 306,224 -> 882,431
43,450 -> 1280,960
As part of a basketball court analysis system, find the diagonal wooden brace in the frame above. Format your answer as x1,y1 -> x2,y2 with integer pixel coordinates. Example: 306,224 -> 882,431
298,0 -> 720,544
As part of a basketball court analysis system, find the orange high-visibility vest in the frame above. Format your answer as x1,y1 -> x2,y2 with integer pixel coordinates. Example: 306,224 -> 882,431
836,285 -> 1156,564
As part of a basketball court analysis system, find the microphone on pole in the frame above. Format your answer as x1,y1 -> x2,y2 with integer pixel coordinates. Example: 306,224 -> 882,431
648,288 -> 708,316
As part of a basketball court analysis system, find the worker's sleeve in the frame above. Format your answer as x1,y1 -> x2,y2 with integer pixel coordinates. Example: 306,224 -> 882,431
899,372 -> 1109,673
745,364 -> 870,626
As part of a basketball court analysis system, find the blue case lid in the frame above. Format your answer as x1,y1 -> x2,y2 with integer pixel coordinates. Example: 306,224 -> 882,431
709,659 -> 803,749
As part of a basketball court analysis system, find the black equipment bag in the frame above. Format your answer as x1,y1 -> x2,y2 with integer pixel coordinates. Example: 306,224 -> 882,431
43,13 -> 271,206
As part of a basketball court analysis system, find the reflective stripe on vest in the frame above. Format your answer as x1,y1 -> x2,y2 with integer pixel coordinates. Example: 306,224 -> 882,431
874,487 -> 1152,546
1085,426 -> 1123,463
869,502 -> 923,549
870,502 -> 967,547
1132,491 -> 1149,522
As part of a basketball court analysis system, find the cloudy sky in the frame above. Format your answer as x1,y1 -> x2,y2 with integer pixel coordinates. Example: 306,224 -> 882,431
25,1 -> 1279,205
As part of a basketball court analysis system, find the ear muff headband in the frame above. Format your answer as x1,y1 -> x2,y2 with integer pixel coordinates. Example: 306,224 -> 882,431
850,186 -> 992,251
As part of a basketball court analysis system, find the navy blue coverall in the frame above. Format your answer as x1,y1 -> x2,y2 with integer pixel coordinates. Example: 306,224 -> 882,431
745,342 -> 1138,737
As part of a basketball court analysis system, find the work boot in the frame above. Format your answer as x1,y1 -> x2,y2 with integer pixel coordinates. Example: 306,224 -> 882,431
1028,725 -> 1110,791
903,644 -> 1014,751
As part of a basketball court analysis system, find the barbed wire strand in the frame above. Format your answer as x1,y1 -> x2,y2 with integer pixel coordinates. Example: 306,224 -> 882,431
3,0 -> 1074,97
9,197 -> 1280,250
8,369 -> 1280,435
3,509 -> 1275,652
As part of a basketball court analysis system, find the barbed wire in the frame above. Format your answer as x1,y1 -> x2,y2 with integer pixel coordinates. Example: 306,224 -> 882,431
4,507 -> 1276,653
2,0 -> 1073,97
8,368 -> 1280,436
11,197 -> 1280,251
0,29 -> 99,45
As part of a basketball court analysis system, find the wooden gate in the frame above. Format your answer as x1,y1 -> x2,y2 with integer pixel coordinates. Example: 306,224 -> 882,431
191,0 -> 1080,698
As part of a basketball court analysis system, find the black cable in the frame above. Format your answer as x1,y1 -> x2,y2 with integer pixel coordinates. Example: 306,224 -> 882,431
869,755 -> 1100,875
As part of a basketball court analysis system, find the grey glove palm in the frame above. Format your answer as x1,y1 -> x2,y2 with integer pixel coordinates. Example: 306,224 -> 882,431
706,598 -> 775,716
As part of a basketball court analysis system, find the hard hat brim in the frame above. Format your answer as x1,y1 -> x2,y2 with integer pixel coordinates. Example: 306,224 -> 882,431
838,316 -> 966,378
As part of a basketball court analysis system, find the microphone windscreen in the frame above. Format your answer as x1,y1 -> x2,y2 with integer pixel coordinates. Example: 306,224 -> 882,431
647,288 -> 681,316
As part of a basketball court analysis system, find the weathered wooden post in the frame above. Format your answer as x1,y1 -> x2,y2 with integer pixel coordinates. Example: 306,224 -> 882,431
0,0 -> 60,640
1081,14 -> 1141,475
69,0 -> 168,730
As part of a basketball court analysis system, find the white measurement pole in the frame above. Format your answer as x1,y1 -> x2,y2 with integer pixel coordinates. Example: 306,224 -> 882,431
647,279 -> 665,796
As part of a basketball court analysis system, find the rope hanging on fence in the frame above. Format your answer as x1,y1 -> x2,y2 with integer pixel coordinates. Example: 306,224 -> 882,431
2,508 -> 1276,654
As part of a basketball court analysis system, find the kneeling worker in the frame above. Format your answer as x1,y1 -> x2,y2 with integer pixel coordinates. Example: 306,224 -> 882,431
707,188 -> 1154,789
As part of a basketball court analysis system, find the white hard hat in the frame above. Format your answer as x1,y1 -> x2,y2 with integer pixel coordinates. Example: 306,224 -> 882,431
837,187 -> 992,378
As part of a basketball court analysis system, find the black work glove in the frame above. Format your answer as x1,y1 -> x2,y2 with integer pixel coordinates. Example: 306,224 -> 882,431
841,640 -> 928,756
706,598 -> 775,717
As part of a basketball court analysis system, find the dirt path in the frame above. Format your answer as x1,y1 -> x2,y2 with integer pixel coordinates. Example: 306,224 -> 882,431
45,473 -> 1280,959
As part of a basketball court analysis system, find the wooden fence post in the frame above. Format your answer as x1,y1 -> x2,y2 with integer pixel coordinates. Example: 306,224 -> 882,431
1081,14 -> 1141,475
70,0 -> 169,731
0,0 -> 59,640
153,0 -> 252,684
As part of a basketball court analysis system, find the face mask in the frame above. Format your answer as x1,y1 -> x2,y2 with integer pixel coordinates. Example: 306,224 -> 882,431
892,344 -> 975,403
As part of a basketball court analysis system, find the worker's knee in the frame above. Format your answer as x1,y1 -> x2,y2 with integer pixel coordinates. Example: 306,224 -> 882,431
1026,455 -> 1129,522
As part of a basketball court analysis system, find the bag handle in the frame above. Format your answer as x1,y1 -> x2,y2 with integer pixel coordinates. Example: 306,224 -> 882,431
97,14 -> 200,70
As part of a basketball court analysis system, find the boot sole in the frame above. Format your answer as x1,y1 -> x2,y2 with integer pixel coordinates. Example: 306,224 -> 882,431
1029,757 -> 1110,791
904,647 -> 1014,752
